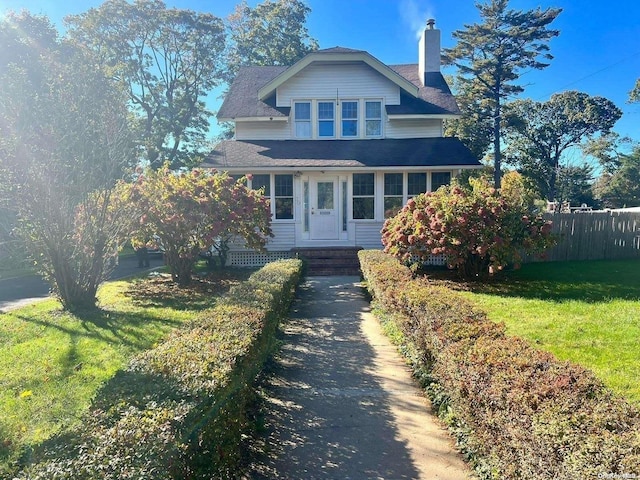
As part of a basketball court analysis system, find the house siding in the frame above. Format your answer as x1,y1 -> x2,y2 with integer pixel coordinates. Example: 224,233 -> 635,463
277,64 -> 400,107
354,222 -> 385,249
236,121 -> 290,141
386,118 -> 442,138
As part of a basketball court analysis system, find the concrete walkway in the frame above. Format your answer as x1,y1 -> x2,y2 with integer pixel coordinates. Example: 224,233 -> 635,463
247,276 -> 474,479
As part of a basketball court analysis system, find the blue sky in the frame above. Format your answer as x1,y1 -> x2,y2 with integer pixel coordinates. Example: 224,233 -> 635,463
2,0 -> 639,144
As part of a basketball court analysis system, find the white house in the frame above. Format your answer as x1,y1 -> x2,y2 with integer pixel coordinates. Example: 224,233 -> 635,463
204,20 -> 480,268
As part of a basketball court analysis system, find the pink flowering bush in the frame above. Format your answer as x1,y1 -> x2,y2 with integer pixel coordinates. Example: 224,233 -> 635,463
128,168 -> 273,286
381,177 -> 554,279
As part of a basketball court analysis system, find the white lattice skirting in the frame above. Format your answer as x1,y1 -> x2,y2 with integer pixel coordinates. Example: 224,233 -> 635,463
228,250 -> 293,267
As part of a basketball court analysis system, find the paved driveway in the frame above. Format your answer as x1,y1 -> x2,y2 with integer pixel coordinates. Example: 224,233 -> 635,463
0,254 -> 165,312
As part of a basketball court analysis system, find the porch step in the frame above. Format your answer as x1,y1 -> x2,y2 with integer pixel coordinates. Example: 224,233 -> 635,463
291,247 -> 363,276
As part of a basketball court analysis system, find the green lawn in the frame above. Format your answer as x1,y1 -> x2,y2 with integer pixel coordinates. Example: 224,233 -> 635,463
0,270 -> 249,474
457,259 -> 640,404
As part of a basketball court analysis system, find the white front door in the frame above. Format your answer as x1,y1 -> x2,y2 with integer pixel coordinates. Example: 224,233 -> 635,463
309,175 -> 339,240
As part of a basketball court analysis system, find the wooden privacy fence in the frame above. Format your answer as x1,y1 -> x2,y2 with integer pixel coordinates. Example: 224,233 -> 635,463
532,211 -> 640,262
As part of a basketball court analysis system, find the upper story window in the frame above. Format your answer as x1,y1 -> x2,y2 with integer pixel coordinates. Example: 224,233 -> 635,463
318,101 -> 335,137
341,101 -> 358,137
365,101 -> 382,137
294,102 -> 311,138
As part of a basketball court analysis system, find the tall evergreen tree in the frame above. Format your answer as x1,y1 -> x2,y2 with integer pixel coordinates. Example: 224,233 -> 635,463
444,0 -> 561,188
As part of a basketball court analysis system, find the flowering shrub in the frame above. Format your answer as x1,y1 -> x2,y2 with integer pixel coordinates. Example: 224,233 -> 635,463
127,168 -> 273,286
381,177 -> 554,279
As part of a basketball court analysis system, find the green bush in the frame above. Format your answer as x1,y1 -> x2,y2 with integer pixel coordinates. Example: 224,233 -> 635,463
359,249 -> 640,479
15,259 -> 303,479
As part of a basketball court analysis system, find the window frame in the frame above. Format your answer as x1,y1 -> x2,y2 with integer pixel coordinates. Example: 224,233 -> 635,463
317,101 -> 335,138
352,172 -> 375,220
341,100 -> 359,138
365,100 -> 382,137
274,174 -> 294,220
294,101 -> 311,139
383,172 -> 404,219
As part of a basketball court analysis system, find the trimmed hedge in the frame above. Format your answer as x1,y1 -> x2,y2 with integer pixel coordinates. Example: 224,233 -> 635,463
359,250 -> 640,479
15,259 -> 303,479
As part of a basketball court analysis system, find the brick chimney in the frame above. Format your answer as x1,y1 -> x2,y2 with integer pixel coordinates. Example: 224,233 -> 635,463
418,18 -> 441,85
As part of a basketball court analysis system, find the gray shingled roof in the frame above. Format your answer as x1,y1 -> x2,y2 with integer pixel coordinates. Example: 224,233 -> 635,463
217,50 -> 461,119
387,66 -> 461,115
204,138 -> 480,169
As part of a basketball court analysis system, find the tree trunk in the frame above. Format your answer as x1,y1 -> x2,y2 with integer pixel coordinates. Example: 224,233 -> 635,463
493,99 -> 502,190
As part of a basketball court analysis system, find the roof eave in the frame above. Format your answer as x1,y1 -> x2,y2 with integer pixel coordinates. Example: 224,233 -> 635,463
388,113 -> 461,120
257,51 -> 419,100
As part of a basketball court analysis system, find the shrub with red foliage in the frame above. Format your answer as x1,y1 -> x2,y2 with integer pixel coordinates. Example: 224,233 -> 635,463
359,250 -> 640,479
381,178 -> 554,279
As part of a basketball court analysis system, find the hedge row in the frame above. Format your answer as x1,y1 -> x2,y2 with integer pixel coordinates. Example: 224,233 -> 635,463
16,259 -> 303,480
359,250 -> 640,480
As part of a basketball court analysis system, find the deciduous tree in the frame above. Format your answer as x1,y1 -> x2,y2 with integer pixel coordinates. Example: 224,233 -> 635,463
594,145 -> 640,208
444,0 -> 561,189
66,0 -> 226,169
225,0 -> 318,82
0,12 -> 136,311
503,90 -> 621,201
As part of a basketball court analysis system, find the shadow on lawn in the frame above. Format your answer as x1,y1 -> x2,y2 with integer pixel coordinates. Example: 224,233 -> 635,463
425,259 -> 640,303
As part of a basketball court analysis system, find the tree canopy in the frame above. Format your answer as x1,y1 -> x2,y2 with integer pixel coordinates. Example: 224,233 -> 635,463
0,12 -> 136,311
225,0 -> 318,82
444,0 -> 562,189
503,90 -> 622,201
594,145 -> 640,208
66,0 -> 226,170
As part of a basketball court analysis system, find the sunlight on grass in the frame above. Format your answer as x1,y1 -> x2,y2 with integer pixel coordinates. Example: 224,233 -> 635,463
458,259 -> 640,404
0,273 -> 240,470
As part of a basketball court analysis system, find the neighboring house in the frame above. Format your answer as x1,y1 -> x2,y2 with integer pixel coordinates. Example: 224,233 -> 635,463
204,19 -> 480,267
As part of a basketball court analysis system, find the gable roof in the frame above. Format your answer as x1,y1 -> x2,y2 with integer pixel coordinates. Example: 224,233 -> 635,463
204,138 -> 480,170
218,48 -> 461,121
256,47 -> 419,101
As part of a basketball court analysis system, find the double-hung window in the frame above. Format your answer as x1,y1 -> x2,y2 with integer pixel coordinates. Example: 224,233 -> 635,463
318,101 -> 335,137
365,101 -> 382,137
384,173 -> 403,218
352,173 -> 375,219
274,174 -> 294,219
294,102 -> 311,138
341,101 -> 358,137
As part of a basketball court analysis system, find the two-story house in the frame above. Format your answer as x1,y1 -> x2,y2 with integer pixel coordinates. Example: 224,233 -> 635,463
204,20 -> 480,268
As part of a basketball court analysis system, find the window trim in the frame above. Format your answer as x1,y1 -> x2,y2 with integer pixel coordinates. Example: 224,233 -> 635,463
341,100 -> 359,138
317,101 -> 335,138
352,172 -> 375,220
365,100 -> 383,138
274,174 -> 294,220
294,101 -> 311,139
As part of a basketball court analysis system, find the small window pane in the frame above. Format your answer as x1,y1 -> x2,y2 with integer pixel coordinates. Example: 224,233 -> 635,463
319,121 -> 334,137
251,174 -> 270,195
353,173 -> 374,196
431,172 -> 451,191
408,172 -> 427,196
275,198 -> 293,219
366,101 -> 381,118
318,102 -> 334,119
317,182 -> 334,209
295,102 -> 310,120
342,101 -> 358,118
384,173 -> 403,196
384,197 -> 404,219
275,174 -> 293,196
353,198 -> 374,219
